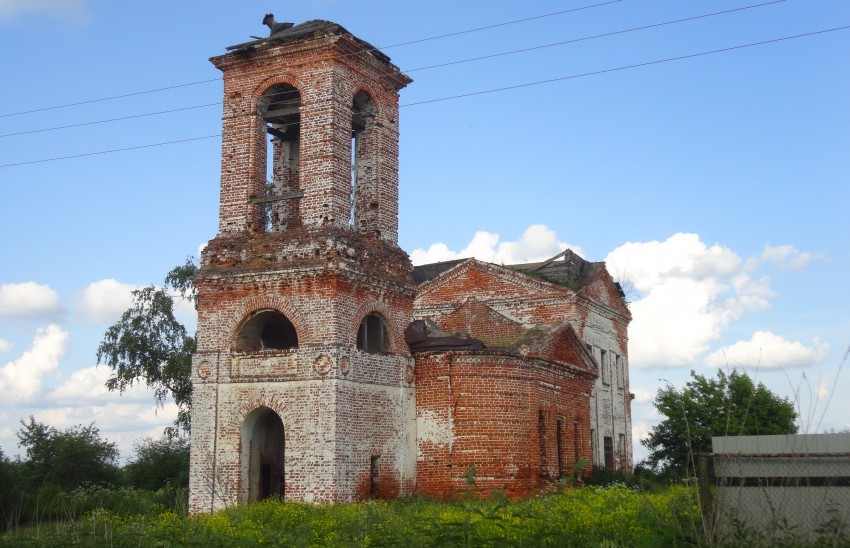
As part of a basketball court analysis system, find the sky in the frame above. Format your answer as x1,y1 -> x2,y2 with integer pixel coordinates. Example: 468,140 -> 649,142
0,0 -> 848,464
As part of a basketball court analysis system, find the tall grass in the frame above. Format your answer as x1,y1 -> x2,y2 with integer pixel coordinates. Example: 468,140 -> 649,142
1,484 -> 700,547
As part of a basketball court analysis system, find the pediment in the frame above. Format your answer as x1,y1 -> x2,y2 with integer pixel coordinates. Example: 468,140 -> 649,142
415,258 -> 567,307
440,299 -> 526,347
525,321 -> 598,376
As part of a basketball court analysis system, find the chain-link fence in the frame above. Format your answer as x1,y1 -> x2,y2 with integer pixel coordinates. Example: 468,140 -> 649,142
697,434 -> 850,545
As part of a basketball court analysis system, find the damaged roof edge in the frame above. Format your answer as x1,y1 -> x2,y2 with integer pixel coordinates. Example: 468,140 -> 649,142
224,19 -> 393,65
412,249 -> 605,291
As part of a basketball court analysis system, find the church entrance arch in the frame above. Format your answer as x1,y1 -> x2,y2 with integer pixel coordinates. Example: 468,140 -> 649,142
241,407 -> 285,502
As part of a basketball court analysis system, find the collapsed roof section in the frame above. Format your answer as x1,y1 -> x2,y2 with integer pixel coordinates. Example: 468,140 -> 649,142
225,19 -> 394,66
413,249 -> 624,297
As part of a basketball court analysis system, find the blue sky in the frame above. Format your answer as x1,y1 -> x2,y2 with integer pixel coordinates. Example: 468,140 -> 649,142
0,0 -> 847,462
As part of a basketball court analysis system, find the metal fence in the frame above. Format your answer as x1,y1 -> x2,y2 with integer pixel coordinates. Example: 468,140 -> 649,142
697,434 -> 850,544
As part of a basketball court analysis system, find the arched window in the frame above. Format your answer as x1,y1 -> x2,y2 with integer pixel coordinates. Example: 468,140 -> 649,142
234,310 -> 298,352
259,83 -> 301,232
357,312 -> 389,354
350,90 -> 376,229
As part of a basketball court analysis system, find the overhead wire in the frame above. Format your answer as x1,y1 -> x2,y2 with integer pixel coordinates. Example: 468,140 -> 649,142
401,25 -> 850,108
0,0 -> 622,119
403,0 -> 786,74
2,23 -> 846,169
0,103 -> 220,139
0,79 -> 220,119
0,0 -> 788,137
0,135 -> 221,168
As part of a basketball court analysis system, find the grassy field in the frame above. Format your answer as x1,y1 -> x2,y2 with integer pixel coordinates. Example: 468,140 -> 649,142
1,484 -> 704,547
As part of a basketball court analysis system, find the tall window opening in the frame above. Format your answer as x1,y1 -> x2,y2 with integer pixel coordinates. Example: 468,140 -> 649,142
259,83 -> 301,232
538,410 -> 548,477
600,349 -> 609,385
590,429 -> 597,464
556,416 -> 565,478
615,354 -> 624,389
351,90 -> 376,229
370,456 -> 380,499
573,420 -> 581,464
604,436 -> 614,470
357,312 -> 388,354
234,310 -> 298,352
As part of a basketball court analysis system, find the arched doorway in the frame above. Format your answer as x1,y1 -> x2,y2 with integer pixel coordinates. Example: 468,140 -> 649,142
241,407 -> 285,502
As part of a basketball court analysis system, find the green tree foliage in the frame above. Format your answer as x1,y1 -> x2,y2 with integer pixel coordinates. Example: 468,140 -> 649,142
124,435 -> 190,491
16,417 -> 120,490
642,369 -> 797,476
97,259 -> 197,433
0,447 -> 22,530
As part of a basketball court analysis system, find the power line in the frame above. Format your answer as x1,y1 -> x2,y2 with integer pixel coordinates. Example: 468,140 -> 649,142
404,0 -> 786,74
1,24 -> 845,169
0,135 -> 221,168
0,1 -> 787,138
376,0 -> 623,50
0,79 -> 220,119
0,103 -> 220,139
0,1 -> 621,120
401,25 -> 850,108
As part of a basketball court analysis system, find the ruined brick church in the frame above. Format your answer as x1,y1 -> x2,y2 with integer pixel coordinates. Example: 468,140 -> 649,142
189,18 -> 632,513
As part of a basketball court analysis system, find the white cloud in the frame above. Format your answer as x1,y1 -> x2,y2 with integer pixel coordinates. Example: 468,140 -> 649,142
0,0 -> 87,23
0,282 -> 61,319
0,324 -> 69,404
77,279 -> 139,324
410,224 -> 584,266
761,244 -> 818,271
606,233 -> 773,368
631,388 -> 655,405
705,330 -> 829,369
0,338 -> 10,353
47,365 -> 160,405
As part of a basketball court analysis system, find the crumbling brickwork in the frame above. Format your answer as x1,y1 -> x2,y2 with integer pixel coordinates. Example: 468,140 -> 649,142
189,21 -> 416,513
413,259 -> 633,478
189,19 -> 632,513
415,350 -> 595,498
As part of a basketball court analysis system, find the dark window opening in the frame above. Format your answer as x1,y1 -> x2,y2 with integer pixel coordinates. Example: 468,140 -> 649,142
357,313 -> 388,354
260,83 -> 301,233
604,436 -> 614,470
235,310 -> 298,352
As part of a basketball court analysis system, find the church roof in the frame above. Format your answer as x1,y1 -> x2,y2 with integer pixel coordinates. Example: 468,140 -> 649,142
225,19 -> 393,65
412,249 -> 622,295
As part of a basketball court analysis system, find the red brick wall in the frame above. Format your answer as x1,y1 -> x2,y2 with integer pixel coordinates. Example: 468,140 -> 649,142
210,28 -> 409,243
414,259 -> 634,473
414,351 -> 595,499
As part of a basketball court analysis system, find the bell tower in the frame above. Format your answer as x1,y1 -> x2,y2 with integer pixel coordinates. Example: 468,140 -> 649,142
189,18 -> 416,512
